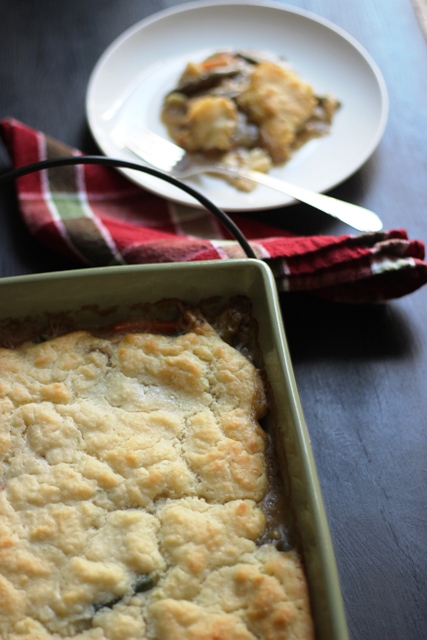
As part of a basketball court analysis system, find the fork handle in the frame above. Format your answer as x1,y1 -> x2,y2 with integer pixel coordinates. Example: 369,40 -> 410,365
215,167 -> 383,232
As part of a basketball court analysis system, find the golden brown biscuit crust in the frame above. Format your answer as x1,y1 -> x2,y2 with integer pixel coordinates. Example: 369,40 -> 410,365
0,318 -> 314,639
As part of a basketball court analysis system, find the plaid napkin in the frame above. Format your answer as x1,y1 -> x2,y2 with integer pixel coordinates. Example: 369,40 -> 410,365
1,117 -> 426,302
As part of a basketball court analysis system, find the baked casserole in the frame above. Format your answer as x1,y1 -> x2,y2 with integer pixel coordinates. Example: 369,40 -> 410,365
0,301 -> 314,639
161,50 -> 339,191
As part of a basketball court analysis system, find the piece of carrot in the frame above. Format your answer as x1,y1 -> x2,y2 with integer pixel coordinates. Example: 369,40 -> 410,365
112,319 -> 178,335
201,53 -> 233,70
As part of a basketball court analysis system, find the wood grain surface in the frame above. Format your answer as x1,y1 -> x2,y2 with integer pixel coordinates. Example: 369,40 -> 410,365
0,1 -> 427,639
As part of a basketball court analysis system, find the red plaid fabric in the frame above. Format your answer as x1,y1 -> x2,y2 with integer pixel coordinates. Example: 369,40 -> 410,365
1,117 -> 426,302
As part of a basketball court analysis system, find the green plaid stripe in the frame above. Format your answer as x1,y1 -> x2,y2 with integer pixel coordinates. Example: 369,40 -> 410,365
45,138 -> 125,266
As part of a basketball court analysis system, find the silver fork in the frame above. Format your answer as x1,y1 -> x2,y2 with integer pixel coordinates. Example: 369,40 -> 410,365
112,124 -> 383,232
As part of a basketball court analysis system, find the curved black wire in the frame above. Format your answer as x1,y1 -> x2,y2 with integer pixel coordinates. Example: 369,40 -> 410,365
0,155 -> 256,259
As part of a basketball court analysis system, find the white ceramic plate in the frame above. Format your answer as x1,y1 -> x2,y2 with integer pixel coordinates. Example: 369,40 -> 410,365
86,0 -> 388,211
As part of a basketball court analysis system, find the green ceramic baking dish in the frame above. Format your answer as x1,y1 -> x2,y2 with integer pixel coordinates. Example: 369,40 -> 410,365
0,258 -> 348,640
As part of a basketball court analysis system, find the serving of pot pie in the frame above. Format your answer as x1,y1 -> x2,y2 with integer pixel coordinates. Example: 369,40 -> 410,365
0,304 -> 314,639
161,49 -> 339,191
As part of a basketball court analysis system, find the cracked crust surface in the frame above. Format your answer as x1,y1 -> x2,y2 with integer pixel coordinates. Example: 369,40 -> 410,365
0,315 -> 314,639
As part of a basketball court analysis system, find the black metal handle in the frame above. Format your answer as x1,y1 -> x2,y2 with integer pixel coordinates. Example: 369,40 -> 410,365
0,155 -> 256,259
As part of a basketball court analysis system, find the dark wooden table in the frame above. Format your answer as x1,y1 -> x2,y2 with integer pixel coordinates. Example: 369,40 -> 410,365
1,1 -> 427,638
